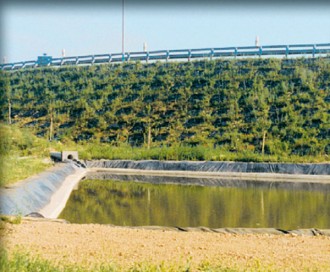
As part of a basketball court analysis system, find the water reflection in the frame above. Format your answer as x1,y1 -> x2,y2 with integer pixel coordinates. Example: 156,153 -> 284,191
60,175 -> 330,229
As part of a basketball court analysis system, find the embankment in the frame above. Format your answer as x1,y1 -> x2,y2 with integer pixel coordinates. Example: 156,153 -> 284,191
86,160 -> 330,188
0,162 -> 87,218
86,160 -> 330,175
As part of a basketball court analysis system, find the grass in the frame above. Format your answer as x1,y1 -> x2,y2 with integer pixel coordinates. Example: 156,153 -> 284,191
1,155 -> 53,187
0,215 -> 22,231
0,123 -> 58,187
0,215 -> 22,224
0,250 -> 205,272
0,249 -> 326,272
0,250 -> 114,272
77,142 -> 328,163
0,249 -> 273,272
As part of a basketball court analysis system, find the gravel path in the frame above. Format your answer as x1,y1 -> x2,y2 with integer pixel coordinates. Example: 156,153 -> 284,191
2,218 -> 330,271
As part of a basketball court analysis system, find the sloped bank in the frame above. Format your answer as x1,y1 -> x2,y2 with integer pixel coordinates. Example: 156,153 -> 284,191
86,160 -> 330,175
85,171 -> 330,191
86,160 -> 330,187
0,162 -> 87,218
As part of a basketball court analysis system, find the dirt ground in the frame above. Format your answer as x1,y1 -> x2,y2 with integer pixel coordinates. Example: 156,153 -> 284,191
2,218 -> 330,271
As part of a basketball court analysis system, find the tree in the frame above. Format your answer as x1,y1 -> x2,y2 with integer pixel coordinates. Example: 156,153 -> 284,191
0,75 -> 12,125
253,79 -> 271,155
44,87 -> 56,141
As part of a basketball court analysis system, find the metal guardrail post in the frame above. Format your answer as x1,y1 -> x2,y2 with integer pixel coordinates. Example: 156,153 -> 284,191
210,49 -> 214,60
286,46 -> 289,58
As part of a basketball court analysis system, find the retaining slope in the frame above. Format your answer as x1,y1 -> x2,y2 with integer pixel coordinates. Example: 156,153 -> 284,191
0,162 -> 86,217
86,160 -> 330,175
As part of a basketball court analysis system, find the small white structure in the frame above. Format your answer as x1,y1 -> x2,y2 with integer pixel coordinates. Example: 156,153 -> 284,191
50,151 -> 79,162
255,36 -> 260,47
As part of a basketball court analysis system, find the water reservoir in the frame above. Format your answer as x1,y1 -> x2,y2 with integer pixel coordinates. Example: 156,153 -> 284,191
59,174 -> 330,229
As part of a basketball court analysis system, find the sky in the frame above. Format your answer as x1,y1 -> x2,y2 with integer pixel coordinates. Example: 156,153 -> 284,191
1,0 -> 330,63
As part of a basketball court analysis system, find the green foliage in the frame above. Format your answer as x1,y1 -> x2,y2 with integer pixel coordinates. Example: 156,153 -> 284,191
1,57 -> 329,161
0,124 -> 58,186
74,142 -> 324,163
1,155 -> 54,187
0,248 -> 326,271
0,124 -> 49,157
0,215 -> 22,225
0,249 -> 116,272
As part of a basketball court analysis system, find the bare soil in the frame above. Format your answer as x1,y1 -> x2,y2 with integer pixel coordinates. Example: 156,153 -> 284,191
2,218 -> 330,271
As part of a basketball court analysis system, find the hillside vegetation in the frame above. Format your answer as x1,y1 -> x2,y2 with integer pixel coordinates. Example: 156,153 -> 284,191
0,57 -> 329,162
0,124 -> 56,186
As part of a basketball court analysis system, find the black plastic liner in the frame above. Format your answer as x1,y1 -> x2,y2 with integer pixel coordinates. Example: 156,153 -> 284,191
0,163 -> 80,216
86,160 -> 330,175
86,172 -> 330,192
15,217 -> 330,236
127,226 -> 330,236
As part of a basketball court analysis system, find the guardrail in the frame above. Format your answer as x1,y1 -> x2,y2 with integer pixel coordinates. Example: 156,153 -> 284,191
1,43 -> 330,71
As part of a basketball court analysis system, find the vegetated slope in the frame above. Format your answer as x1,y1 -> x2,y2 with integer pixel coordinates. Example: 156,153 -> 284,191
0,57 -> 329,158
0,124 -> 56,186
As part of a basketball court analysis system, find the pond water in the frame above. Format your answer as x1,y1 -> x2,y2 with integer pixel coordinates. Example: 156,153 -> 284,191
59,176 -> 330,229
